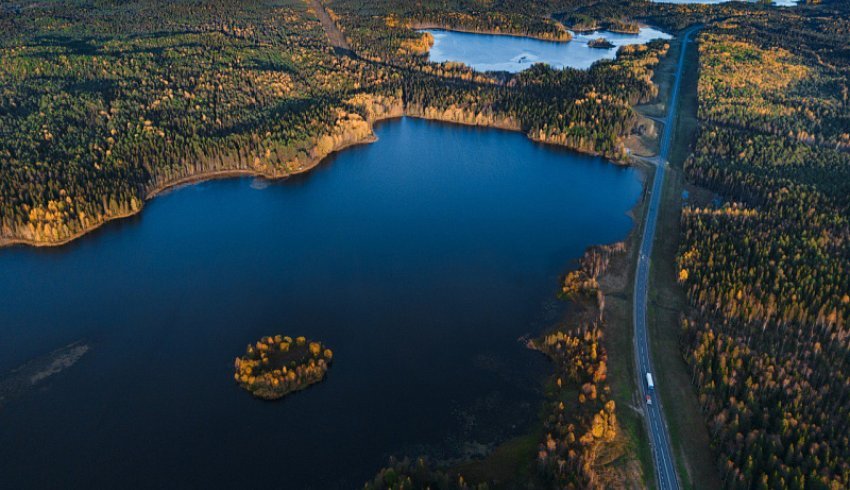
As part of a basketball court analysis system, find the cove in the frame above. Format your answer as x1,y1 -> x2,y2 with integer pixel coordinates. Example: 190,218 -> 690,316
0,117 -> 642,489
423,27 -> 671,72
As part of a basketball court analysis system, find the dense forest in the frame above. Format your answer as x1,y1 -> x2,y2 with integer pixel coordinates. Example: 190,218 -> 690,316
676,3 -> 850,489
0,0 -> 669,246
326,0 -> 579,47
0,0 -> 397,244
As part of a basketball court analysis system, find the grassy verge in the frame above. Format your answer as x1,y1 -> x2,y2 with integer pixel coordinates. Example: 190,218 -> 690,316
667,32 -> 700,170
640,33 -> 678,120
646,30 -> 722,490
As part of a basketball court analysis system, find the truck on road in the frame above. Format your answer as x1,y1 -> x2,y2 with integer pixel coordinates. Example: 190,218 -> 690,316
646,373 -> 655,405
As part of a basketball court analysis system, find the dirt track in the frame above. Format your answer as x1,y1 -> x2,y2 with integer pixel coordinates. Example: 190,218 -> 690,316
307,0 -> 351,51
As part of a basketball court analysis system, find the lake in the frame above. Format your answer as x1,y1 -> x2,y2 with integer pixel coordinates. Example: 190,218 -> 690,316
0,118 -> 642,488
423,27 -> 671,72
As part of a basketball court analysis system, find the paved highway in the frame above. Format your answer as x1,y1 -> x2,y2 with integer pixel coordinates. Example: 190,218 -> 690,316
634,26 -> 700,490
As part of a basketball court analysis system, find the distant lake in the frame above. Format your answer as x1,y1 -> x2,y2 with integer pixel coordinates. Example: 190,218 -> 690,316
423,27 -> 671,72
0,118 -> 642,488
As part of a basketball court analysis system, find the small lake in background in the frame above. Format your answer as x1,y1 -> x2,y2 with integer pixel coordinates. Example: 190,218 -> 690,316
423,27 -> 672,72
0,118 -> 642,488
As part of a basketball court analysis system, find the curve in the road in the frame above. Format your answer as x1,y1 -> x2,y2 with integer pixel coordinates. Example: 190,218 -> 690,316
633,25 -> 700,490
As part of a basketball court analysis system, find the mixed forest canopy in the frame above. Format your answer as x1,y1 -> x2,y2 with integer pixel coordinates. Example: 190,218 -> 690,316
0,0 -> 668,246
675,3 -> 850,488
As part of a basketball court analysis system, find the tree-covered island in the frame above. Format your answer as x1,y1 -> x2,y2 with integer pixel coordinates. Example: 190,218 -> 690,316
234,335 -> 333,400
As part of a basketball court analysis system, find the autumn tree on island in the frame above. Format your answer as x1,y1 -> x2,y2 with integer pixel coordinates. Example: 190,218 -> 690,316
234,334 -> 333,400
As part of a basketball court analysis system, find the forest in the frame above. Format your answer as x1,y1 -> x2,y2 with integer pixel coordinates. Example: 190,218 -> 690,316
675,3 -> 850,489
0,0 -> 397,244
0,0 -> 669,246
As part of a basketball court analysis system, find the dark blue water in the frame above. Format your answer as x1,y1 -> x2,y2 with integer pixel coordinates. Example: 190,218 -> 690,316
0,118 -> 641,489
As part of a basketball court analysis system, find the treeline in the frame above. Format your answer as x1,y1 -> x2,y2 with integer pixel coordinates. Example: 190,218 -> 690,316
560,0 -> 801,33
364,458 -> 487,490
0,0 -> 672,245
327,0 -> 573,54
558,13 -> 640,34
397,40 -> 668,160
409,11 -> 569,41
531,324 -> 621,488
676,5 -> 850,489
0,0 -> 398,244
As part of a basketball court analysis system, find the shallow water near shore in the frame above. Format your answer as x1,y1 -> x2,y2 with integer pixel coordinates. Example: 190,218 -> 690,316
423,27 -> 671,72
0,117 -> 641,488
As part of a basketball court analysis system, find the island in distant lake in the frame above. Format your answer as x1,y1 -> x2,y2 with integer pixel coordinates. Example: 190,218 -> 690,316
234,335 -> 333,400
588,37 -> 615,49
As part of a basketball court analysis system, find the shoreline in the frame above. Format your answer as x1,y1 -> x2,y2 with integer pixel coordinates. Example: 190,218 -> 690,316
0,110 -> 640,249
144,134 -> 381,201
570,26 -> 642,35
0,134 -> 380,250
412,23 -> 572,43
453,159 -> 651,486
418,23 -> 648,41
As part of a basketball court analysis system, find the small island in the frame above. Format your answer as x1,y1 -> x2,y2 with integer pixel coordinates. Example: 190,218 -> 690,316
234,335 -> 333,400
587,37 -> 615,49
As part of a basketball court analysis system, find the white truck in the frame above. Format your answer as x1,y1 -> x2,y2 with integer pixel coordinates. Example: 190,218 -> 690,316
646,373 -> 655,405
